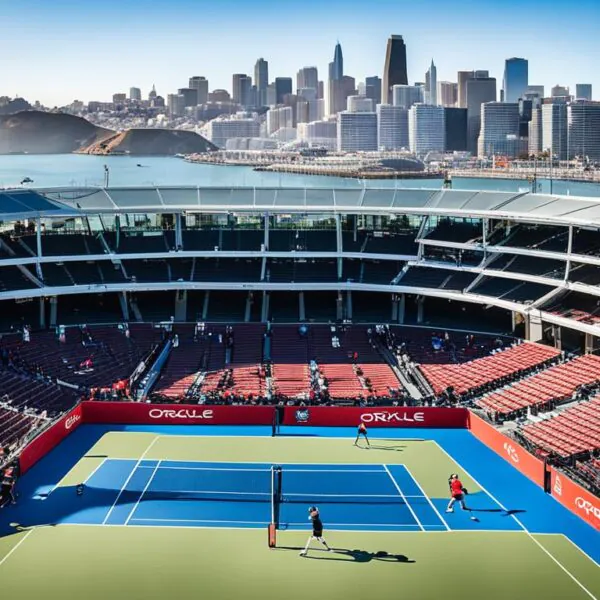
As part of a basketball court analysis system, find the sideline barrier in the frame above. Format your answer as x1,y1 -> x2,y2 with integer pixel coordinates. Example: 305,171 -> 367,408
549,467 -> 600,531
19,404 -> 83,474
82,401 -> 274,425
468,412 -> 546,488
282,406 -> 469,428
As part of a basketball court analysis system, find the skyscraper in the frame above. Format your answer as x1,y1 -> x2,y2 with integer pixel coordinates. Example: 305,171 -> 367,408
347,95 -> 374,112
178,88 -> 198,107
329,42 -> 343,81
457,71 -> 474,109
189,76 -> 209,105
167,94 -> 186,117
466,74 -> 497,153
377,104 -> 409,150
542,100 -> 568,160
275,77 -> 293,104
254,59 -> 269,106
503,58 -> 528,103
382,35 -> 408,104
529,107 -> 543,155
478,102 -> 522,157
409,104 -> 445,154
365,76 -> 382,105
551,85 -> 570,99
129,87 -> 141,101
568,101 -> 600,160
425,60 -> 437,105
444,108 -> 468,151
337,111 -> 378,151
575,84 -> 593,101
297,67 -> 318,93
527,85 -> 545,98
392,85 -> 423,110
328,42 -> 345,116
232,74 -> 252,106
438,82 -> 458,107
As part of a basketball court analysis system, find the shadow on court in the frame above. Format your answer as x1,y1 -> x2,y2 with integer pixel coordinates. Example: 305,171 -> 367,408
278,546 -> 415,563
363,445 -> 406,452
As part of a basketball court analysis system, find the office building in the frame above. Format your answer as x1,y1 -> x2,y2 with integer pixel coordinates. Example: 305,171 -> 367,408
254,59 -> 269,106
438,81 -> 458,107
383,35 -> 408,104
329,42 -> 343,81
112,93 -> 126,105
267,106 -> 293,136
519,99 -> 533,137
302,119 -> 337,150
337,111 -> 378,151
189,77 -> 209,105
178,88 -> 198,107
297,98 -> 324,124
297,67 -> 318,93
444,107 -> 468,151
568,101 -> 600,160
208,89 -> 231,103
129,87 -> 141,101
551,85 -> 570,99
275,77 -> 293,105
167,94 -> 186,117
425,60 -> 437,105
232,74 -> 252,106
466,73 -> 497,153
392,85 -> 423,110
206,114 -> 261,148
503,58 -> 528,103
527,85 -> 545,98
347,95 -> 374,112
377,104 -> 409,150
478,102 -> 522,157
409,104 -> 445,154
365,76 -> 382,105
575,84 -> 593,101
328,42 -> 345,115
457,71 -> 474,108
542,101 -> 568,160
528,107 -> 543,155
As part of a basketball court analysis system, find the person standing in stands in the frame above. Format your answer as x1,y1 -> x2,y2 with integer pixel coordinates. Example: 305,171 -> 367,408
0,465 -> 17,508
354,421 -> 370,447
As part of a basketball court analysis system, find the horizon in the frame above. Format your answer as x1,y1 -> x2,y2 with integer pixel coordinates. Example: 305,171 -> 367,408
0,0 -> 598,106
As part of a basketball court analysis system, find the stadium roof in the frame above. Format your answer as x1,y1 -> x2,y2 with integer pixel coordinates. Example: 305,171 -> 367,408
2,186 -> 600,227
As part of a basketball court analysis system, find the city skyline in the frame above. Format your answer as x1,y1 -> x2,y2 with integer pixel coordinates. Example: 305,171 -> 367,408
1,0 -> 599,106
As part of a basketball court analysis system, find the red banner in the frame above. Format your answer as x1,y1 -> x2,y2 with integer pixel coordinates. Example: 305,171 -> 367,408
282,406 -> 468,428
19,404 -> 83,474
468,412 -> 545,487
82,401 -> 275,426
549,467 -> 600,531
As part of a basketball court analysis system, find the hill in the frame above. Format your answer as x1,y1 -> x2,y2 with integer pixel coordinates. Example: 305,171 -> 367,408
79,128 -> 218,155
0,111 -> 112,154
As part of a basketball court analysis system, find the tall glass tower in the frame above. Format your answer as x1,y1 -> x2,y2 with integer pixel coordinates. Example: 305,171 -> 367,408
503,58 -> 528,103
383,35 -> 408,104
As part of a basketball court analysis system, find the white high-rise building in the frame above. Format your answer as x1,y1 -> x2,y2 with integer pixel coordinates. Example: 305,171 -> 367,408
376,104 -> 409,150
528,107 -> 543,155
303,119 -> 337,150
337,111 -> 378,151
347,95 -> 374,112
392,85 -> 423,110
542,102 -> 568,160
438,82 -> 458,107
477,102 -> 522,157
266,106 -> 293,136
408,104 -> 445,155
167,94 -> 186,117
206,114 -> 261,148
568,101 -> 600,160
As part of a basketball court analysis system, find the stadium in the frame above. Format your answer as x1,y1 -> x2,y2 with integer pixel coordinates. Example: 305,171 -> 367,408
0,185 -> 599,599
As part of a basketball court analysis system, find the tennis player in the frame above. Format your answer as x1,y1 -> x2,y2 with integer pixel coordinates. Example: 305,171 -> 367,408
300,507 -> 332,556
354,421 -> 370,447
445,473 -> 470,513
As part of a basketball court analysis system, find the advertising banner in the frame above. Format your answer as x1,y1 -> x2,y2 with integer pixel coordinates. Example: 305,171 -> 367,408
282,406 -> 469,428
19,404 -> 83,473
82,401 -> 274,426
550,467 -> 600,531
468,412 -> 546,487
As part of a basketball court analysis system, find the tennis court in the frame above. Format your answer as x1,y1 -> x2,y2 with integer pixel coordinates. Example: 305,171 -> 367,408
0,426 -> 598,600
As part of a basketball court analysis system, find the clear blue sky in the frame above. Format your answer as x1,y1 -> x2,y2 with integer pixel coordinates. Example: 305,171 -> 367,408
0,0 -> 598,106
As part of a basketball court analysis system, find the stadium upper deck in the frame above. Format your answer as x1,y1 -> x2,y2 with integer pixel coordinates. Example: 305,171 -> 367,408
1,186 -> 600,344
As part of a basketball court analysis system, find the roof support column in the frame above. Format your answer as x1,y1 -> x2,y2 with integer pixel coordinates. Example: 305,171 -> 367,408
49,296 -> 58,328
345,290 -> 353,321
35,217 -> 43,280
39,297 -> 46,329
175,213 -> 183,250
336,213 -> 343,279
565,225 -> 573,281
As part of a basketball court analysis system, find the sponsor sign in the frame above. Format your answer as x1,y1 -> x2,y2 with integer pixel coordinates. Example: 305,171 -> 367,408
148,408 -> 214,420
19,405 -> 83,474
550,467 -> 600,531
282,407 -> 468,428
469,412 -> 545,487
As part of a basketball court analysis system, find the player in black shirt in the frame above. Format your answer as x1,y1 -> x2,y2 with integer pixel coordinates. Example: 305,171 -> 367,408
300,506 -> 332,556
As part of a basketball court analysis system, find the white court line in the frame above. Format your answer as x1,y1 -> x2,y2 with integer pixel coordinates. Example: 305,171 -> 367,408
102,436 -> 160,525
433,441 -> 598,600
124,460 -> 162,526
131,518 -> 268,524
383,465 -> 424,532
105,457 -> 385,468
136,465 -> 386,474
45,457 -> 107,499
143,490 -> 271,497
284,493 -> 424,499
137,465 -> 271,472
401,464 -> 451,532
83,457 -> 108,485
0,529 -> 34,569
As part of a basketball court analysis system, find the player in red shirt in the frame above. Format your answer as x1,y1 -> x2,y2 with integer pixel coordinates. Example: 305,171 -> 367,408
445,474 -> 470,513
354,422 -> 370,447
